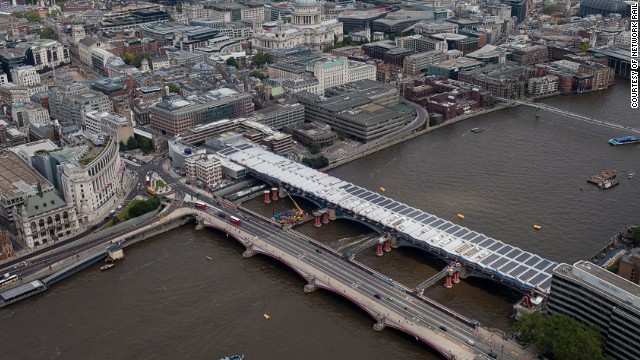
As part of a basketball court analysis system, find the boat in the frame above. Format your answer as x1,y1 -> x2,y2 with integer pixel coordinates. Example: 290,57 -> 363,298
608,136 -> 640,146
206,256 -> 212,261
533,225 -> 542,230
470,127 -> 484,133
457,214 -> 465,219
629,172 -> 635,180
598,179 -> 619,189
100,264 -> 115,271
220,355 -> 244,360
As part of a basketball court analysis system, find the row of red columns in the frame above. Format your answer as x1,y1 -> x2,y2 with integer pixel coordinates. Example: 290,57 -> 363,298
444,262 -> 462,288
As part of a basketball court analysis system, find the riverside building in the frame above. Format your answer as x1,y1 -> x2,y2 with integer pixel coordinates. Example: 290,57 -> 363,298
549,261 -> 640,360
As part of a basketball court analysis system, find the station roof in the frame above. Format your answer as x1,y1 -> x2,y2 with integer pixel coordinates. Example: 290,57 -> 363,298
219,145 -> 558,293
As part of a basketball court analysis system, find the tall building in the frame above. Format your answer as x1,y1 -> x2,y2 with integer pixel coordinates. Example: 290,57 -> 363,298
185,154 -> 222,188
294,79 -> 411,142
10,65 -> 41,86
0,151 -> 78,249
149,89 -> 254,136
549,261 -> 640,360
48,83 -> 112,128
52,134 -> 125,225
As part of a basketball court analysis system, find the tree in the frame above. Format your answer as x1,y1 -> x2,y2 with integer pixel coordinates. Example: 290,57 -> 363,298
25,10 -> 41,22
56,2 -> 64,10
226,56 -> 239,68
513,313 -> 606,360
123,52 -> 135,66
164,83 -> 180,94
335,128 -> 347,140
137,136 -> 153,154
119,140 -> 126,151
110,216 -> 121,226
249,70 -> 267,80
36,28 -> 58,40
580,43 -> 590,51
343,36 -> 353,46
252,52 -> 272,67
309,143 -> 322,154
302,156 -> 329,169
126,137 -> 138,150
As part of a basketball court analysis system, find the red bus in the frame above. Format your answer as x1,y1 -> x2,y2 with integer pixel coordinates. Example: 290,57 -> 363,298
230,216 -> 241,226
195,201 -> 207,210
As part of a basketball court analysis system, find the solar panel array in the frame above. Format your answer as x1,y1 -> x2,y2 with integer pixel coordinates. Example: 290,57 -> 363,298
221,145 -> 557,293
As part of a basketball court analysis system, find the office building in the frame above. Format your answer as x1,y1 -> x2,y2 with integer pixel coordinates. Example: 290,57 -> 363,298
549,261 -> 640,360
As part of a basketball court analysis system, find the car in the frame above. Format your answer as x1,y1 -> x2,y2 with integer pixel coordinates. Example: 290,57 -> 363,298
217,213 -> 226,218
465,339 -> 475,346
373,294 -> 381,299
487,352 -> 497,359
439,326 -> 447,332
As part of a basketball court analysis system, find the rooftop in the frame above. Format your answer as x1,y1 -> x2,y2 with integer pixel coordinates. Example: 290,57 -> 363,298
555,261 -> 640,308
0,152 -> 51,198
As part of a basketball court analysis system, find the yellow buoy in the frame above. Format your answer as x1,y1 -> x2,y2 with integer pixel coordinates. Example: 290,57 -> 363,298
533,225 -> 542,230
379,187 -> 386,192
457,214 -> 465,219
263,314 -> 271,320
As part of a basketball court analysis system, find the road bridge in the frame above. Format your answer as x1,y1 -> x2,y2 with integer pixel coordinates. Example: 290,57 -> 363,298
497,97 -> 640,135
218,144 -> 558,295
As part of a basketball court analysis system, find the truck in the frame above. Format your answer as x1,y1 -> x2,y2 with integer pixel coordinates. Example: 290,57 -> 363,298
229,216 -> 241,226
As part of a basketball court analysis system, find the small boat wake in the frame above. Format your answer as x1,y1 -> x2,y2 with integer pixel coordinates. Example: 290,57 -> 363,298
336,234 -> 379,252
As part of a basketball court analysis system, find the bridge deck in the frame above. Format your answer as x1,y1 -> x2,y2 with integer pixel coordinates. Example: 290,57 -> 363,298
218,145 -> 557,293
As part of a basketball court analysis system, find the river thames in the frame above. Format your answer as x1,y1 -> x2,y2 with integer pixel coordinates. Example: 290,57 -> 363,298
1,80 -> 638,359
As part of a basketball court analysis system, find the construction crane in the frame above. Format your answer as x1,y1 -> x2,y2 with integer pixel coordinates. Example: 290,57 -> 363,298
283,189 -> 305,218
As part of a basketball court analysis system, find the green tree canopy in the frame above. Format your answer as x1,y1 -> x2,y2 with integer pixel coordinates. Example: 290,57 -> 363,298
631,226 -> 640,245
137,136 -> 153,154
248,70 -> 267,80
128,197 -> 161,218
119,140 -> 126,151
36,28 -> 58,40
226,56 -> 239,68
252,52 -> 272,67
126,137 -> 138,150
302,156 -> 329,169
513,313 -> 606,360
309,143 -> 322,154
164,83 -> 180,94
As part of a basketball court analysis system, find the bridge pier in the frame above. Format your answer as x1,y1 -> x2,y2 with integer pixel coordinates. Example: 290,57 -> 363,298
194,217 -> 204,231
263,190 -> 271,204
452,262 -> 461,284
322,212 -> 329,224
375,243 -> 384,256
313,211 -> 322,228
271,188 -> 279,201
373,316 -> 385,331
444,273 -> 453,288
278,186 -> 286,199
242,244 -> 254,258
328,207 -> 337,221
384,240 -> 391,253
390,236 -> 399,249
303,275 -> 317,293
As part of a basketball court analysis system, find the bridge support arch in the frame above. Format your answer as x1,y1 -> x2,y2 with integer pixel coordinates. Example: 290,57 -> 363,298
242,244 -> 254,258
304,275 -> 317,293
373,315 -> 386,331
